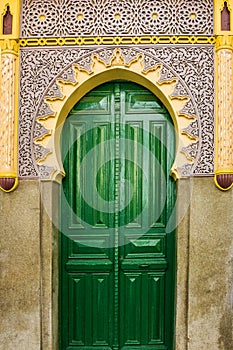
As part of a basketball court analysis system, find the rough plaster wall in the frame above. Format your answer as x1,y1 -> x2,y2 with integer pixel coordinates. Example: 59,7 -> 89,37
0,178 -> 233,349
176,179 -> 190,349
0,181 -> 41,350
188,178 -> 233,350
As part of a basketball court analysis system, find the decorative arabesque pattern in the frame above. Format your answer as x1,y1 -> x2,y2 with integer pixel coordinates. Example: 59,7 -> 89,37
34,47 -> 201,179
19,46 -> 214,177
146,46 -> 215,174
19,48 -> 92,177
21,0 -> 214,37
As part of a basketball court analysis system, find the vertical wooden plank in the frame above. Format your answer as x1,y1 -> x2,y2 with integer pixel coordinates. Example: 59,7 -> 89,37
92,274 -> 110,345
84,273 -> 92,346
121,273 -> 141,345
141,272 -> 149,344
148,273 -> 165,344
124,122 -> 143,228
149,121 -> 166,227
92,123 -> 112,227
70,122 -> 86,228
69,274 -> 85,345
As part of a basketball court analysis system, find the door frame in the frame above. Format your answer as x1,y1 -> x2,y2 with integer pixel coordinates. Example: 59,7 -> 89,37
33,49 -> 199,185
38,69 -> 192,349
59,81 -> 177,349
39,179 -> 190,350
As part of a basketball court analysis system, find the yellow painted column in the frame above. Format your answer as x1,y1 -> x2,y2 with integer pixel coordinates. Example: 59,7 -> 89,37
0,0 -> 20,192
214,0 -> 233,190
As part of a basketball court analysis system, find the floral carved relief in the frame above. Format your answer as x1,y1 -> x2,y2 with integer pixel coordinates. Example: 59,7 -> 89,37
19,46 -> 214,179
144,46 -> 215,174
19,48 -> 91,177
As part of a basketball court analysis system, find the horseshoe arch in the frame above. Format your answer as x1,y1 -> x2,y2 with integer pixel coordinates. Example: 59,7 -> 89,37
32,48 -> 200,182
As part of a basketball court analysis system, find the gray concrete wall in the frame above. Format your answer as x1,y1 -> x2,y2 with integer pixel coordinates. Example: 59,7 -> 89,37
187,178 -> 233,350
0,180 -> 41,350
0,178 -> 232,349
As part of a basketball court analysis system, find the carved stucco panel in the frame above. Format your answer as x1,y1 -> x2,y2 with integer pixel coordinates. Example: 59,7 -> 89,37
19,46 -> 214,178
19,48 -> 92,177
32,47 -> 199,181
21,0 -> 214,37
144,46 -> 215,174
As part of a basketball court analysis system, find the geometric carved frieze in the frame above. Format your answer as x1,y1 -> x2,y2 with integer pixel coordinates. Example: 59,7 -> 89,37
19,46 -> 214,178
31,47 -> 201,182
21,0 -> 214,37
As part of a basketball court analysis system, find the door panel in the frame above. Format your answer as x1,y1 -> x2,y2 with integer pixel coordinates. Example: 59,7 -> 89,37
68,272 -> 114,347
60,82 -> 176,350
120,272 -> 165,347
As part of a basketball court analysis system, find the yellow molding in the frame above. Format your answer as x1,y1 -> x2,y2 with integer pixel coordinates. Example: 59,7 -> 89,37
214,30 -> 233,191
0,171 -> 17,177
0,38 -> 19,54
0,1 -> 20,192
33,49 -> 199,182
215,35 -> 233,50
19,35 -> 215,48
214,48 -> 233,169
0,45 -> 20,192
215,169 -> 233,174
214,2 -> 233,191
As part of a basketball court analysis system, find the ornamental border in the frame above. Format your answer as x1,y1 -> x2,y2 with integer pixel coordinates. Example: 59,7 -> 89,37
20,35 -> 216,47
18,45 -> 214,178
31,47 -> 200,182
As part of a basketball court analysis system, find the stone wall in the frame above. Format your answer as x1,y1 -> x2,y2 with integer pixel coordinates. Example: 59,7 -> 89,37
0,180 -> 41,350
0,178 -> 232,349
187,178 -> 233,350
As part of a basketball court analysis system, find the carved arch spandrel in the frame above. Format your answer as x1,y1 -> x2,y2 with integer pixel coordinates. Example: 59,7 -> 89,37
32,47 -> 200,182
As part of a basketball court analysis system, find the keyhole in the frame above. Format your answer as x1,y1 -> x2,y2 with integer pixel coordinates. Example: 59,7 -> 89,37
221,1 -> 230,31
3,6 -> 12,34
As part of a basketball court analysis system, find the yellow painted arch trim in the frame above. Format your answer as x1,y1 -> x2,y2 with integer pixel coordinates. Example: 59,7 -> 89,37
54,68 -> 180,181
34,50 -> 196,182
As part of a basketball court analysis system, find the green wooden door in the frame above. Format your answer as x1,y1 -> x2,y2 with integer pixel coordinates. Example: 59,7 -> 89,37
60,82 -> 176,350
